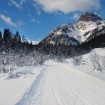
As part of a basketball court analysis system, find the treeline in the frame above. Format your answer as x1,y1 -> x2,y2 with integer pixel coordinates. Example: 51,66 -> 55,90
0,29 -> 48,74
0,27 -> 105,74
0,28 -> 35,53
36,27 -> 105,57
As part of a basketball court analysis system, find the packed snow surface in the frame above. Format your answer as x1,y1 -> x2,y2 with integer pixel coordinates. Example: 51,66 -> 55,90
0,59 -> 105,105
0,66 -> 42,105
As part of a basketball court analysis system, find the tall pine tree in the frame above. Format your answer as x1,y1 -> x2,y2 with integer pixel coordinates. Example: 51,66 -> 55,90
3,29 -> 12,42
13,31 -> 21,42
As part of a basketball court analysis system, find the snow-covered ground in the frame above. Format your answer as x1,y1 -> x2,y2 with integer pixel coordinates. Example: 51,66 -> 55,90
0,66 -> 43,105
0,48 -> 105,105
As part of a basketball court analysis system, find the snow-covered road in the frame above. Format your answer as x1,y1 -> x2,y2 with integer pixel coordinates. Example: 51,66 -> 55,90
16,62 -> 105,105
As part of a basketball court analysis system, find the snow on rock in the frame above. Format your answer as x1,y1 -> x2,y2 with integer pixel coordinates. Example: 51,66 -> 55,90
38,12 -> 105,46
39,23 -> 80,46
40,19 -> 105,44
75,20 -> 105,42
39,13 -> 105,45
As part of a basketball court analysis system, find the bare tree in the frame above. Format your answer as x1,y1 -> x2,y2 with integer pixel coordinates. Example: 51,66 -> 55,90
102,57 -> 105,70
90,52 -> 102,71
71,55 -> 83,66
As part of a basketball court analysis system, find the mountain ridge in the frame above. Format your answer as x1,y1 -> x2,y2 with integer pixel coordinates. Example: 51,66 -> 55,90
38,12 -> 105,46
36,12 -> 105,56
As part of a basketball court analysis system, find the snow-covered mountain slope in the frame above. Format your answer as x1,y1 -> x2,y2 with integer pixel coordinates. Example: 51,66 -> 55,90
73,12 -> 105,42
39,12 -> 105,44
68,12 -> 105,42
39,23 -> 80,45
75,20 -> 105,42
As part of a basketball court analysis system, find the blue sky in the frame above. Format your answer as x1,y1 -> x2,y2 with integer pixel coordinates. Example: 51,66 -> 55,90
0,0 -> 105,41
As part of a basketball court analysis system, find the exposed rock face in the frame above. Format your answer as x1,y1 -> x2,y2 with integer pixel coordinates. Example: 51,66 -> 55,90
37,12 -> 105,56
38,23 -> 80,46
79,12 -> 102,22
39,12 -> 105,45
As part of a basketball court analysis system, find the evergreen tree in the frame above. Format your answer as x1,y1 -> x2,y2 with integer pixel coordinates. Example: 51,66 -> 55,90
13,31 -> 21,42
22,35 -> 29,45
3,29 -> 12,42
22,35 -> 26,43
0,31 -> 2,40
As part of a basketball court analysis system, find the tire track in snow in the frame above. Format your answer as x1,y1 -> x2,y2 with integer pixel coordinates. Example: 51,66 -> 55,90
16,67 -> 46,105
33,65 -> 87,105
48,66 -> 88,105
58,64 -> 105,105
16,63 -> 105,105
30,68 -> 48,105
55,68 -> 92,105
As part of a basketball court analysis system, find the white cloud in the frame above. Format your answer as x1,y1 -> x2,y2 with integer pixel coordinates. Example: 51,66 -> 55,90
32,3 -> 42,15
0,14 -> 23,27
31,17 -> 40,23
0,14 -> 16,26
72,13 -> 80,20
29,15 -> 40,23
34,0 -> 101,14
10,0 -> 20,8
10,0 -> 26,9
20,0 -> 26,6
16,20 -> 24,26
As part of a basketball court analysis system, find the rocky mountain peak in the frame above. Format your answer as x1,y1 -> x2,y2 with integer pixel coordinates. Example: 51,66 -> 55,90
53,23 -> 75,35
38,23 -> 80,46
78,12 -> 102,22
38,12 -> 105,47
